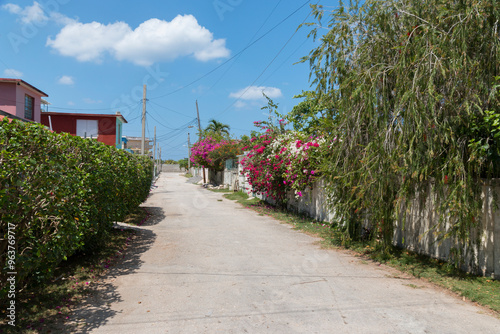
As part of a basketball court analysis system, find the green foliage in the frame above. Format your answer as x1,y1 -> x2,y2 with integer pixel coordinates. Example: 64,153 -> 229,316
301,0 -> 500,256
203,119 -> 231,139
287,91 -> 329,135
178,158 -> 189,171
190,136 -> 241,172
0,119 -> 152,297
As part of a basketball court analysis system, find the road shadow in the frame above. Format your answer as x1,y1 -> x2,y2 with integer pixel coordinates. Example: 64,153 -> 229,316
141,206 -> 165,226
53,217 -> 159,333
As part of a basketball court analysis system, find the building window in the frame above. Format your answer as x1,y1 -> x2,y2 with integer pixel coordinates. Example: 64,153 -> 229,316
24,95 -> 34,120
76,119 -> 98,138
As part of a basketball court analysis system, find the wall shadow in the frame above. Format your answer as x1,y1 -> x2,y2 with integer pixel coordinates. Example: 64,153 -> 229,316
52,209 -> 162,333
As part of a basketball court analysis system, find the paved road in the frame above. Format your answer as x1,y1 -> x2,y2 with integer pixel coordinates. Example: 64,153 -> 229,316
71,173 -> 500,333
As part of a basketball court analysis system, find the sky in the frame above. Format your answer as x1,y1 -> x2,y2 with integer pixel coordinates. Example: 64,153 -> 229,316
0,0 -> 334,160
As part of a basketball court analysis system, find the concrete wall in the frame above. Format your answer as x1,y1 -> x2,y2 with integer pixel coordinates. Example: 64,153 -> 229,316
394,183 -> 500,278
284,179 -> 336,223
233,156 -> 499,278
208,170 -> 223,185
189,167 -> 209,180
162,164 -> 181,173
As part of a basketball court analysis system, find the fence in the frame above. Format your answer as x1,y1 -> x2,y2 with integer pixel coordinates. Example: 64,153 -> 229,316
228,158 -> 500,278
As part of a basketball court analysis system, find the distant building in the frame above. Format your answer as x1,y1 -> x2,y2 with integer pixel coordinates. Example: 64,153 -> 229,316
122,136 -> 153,155
0,78 -> 48,123
41,111 -> 127,148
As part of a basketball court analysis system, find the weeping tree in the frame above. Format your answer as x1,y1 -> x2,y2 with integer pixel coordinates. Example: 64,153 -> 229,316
301,0 -> 500,257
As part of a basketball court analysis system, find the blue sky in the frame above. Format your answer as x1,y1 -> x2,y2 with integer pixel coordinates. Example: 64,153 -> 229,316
0,0 -> 333,160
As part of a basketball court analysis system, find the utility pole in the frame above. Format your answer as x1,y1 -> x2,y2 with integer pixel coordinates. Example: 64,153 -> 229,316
158,146 -> 161,174
187,132 -> 191,171
153,126 -> 157,176
196,100 -> 206,183
159,147 -> 162,173
141,85 -> 147,156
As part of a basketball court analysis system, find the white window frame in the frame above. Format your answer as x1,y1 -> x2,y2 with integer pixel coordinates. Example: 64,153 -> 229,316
76,119 -> 98,139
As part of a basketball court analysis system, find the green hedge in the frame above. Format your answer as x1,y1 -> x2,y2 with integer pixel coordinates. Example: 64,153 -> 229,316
0,119 -> 153,295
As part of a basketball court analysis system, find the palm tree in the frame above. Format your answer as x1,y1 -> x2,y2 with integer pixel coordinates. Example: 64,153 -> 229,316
205,119 -> 230,137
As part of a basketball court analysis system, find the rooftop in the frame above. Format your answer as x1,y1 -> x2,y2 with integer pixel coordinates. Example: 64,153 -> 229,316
0,78 -> 48,97
42,111 -> 128,123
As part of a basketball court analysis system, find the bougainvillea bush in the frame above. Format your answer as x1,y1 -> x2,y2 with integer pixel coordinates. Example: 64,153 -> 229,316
0,119 -> 153,297
241,120 -> 327,205
190,136 -> 240,171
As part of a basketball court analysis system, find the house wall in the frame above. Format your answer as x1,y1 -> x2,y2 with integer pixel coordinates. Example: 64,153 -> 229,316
97,117 -> 116,146
41,114 -> 117,146
0,82 -> 16,115
123,137 -> 153,154
15,84 -> 42,123
115,119 -> 124,148
0,82 -> 45,123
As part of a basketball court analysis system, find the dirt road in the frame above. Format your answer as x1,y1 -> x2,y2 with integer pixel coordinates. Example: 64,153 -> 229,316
70,172 -> 500,333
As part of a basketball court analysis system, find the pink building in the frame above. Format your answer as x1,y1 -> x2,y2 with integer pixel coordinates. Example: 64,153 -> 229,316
0,78 -> 48,123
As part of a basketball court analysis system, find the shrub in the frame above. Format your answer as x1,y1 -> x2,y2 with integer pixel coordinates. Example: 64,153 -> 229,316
0,119 -> 152,296
190,136 -> 240,171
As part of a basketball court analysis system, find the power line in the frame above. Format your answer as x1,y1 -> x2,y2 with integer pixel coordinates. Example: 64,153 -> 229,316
215,3 -> 315,119
148,101 -> 193,118
200,0 -> 285,96
148,0 -> 311,100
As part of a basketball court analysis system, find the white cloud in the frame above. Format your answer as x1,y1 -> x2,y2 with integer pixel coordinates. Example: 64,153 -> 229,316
233,100 -> 247,109
47,15 -> 230,66
58,75 -> 74,85
2,3 -> 22,14
83,98 -> 102,104
3,69 -> 23,78
229,86 -> 282,101
3,1 -> 75,27
3,1 -> 48,24
67,101 -> 75,106
49,12 -> 76,25
47,21 -> 131,63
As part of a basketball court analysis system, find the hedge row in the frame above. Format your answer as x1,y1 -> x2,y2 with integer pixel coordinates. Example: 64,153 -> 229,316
0,118 -> 153,295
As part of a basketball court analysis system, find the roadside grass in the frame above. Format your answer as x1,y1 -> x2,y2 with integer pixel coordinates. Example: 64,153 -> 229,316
224,191 -> 500,315
183,173 -> 193,178
208,188 -> 232,193
0,211 -> 145,334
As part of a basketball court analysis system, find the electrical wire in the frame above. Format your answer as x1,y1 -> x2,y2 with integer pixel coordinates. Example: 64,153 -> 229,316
215,2 -> 315,119
200,0 -> 285,95
148,0 -> 311,100
148,101 -> 193,118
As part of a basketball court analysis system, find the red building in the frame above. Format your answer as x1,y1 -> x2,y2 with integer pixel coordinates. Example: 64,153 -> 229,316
41,111 -> 127,148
